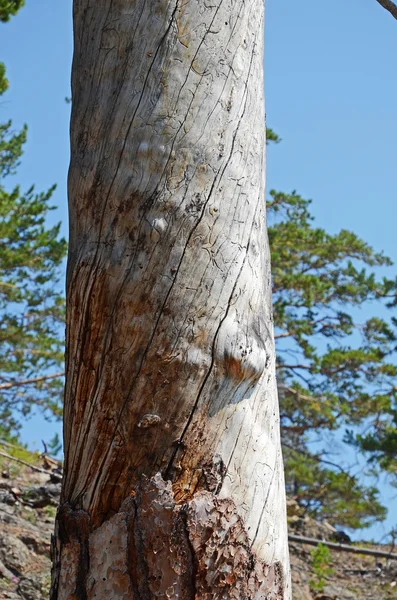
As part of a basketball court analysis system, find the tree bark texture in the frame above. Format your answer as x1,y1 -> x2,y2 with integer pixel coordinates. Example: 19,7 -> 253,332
51,0 -> 290,598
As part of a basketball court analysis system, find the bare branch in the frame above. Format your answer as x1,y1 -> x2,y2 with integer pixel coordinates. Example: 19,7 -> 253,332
0,450 -> 50,475
277,363 -> 311,371
376,0 -> 397,20
278,383 -> 316,402
282,440 -> 353,476
0,371 -> 64,391
274,332 -> 293,340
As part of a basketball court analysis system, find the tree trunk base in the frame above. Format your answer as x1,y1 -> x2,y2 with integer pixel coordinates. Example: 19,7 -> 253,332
51,473 -> 285,599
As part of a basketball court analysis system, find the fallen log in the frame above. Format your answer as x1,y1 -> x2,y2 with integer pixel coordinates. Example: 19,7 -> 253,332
289,533 -> 397,560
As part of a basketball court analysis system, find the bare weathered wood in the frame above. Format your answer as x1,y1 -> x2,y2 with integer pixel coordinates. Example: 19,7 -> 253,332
52,0 -> 290,597
289,534 -> 397,560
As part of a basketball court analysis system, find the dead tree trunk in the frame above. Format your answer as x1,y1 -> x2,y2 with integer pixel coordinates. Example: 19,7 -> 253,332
51,0 -> 290,598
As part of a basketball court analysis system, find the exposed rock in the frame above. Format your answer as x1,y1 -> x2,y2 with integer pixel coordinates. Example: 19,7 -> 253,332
19,533 -> 51,556
0,533 -> 30,573
0,461 -> 55,599
0,489 -> 17,506
323,583 -> 356,599
21,482 -> 61,508
17,576 -> 49,600
330,531 -> 351,544
0,557 -> 14,580
289,515 -> 397,600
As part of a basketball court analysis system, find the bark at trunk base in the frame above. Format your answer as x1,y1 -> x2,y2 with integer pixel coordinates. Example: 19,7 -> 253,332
51,473 -> 284,600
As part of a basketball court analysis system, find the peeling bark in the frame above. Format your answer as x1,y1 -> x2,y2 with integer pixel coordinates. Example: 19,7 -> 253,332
52,0 -> 290,597
52,474 -> 285,599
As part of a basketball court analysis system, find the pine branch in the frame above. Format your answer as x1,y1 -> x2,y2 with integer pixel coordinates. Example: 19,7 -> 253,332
0,371 -> 64,391
376,0 -> 397,20
282,440 -> 353,476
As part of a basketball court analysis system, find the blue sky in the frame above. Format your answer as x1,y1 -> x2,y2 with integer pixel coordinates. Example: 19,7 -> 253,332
266,0 -> 397,254
0,0 -> 396,539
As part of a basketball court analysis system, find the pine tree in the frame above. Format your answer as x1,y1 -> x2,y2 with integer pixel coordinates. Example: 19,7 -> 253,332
0,59 -> 67,435
0,0 -> 24,22
267,132 -> 394,529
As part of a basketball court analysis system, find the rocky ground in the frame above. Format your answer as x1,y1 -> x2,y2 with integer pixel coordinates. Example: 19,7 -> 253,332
288,499 -> 397,600
0,446 -> 60,599
0,447 -> 396,599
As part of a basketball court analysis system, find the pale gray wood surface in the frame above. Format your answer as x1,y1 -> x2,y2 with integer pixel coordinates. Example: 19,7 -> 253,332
52,1 -> 290,597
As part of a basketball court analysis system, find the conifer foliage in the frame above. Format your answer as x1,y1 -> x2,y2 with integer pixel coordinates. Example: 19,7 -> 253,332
0,8 -> 67,436
0,0 -> 24,22
267,133 -> 396,529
